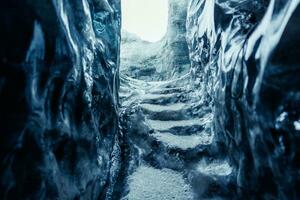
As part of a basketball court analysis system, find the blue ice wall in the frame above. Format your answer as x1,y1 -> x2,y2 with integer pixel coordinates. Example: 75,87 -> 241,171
187,0 -> 300,198
0,0 -> 121,199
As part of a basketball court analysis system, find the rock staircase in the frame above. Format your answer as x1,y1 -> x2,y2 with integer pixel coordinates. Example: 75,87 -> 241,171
119,74 -> 235,199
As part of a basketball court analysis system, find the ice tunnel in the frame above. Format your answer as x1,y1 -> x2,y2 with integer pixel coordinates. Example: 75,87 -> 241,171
1,0 -> 300,199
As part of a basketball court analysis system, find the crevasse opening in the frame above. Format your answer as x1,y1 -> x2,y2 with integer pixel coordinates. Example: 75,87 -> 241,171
120,0 -> 191,81
121,0 -> 168,42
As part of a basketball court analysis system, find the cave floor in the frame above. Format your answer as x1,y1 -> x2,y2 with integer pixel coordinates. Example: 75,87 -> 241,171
119,73 -> 235,199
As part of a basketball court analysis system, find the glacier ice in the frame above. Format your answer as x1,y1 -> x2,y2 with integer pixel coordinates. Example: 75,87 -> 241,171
0,0 -> 121,199
0,0 -> 300,199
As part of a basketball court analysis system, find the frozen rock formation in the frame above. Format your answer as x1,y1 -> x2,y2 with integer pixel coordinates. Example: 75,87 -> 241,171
0,0 -> 121,199
120,0 -> 190,81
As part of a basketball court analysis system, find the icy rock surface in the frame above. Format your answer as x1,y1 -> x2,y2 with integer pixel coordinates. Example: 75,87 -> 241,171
120,0 -> 190,81
120,0 -> 300,199
0,0 -> 121,199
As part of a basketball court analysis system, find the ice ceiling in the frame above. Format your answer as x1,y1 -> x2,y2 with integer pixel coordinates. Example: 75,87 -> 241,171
121,0 -> 168,42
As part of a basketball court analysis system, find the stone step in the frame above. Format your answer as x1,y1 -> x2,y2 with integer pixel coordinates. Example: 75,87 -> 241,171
141,103 -> 211,121
149,87 -> 190,95
140,92 -> 187,105
152,132 -> 213,151
141,92 -> 178,100
146,114 -> 213,132
140,103 -> 187,112
124,165 -> 193,200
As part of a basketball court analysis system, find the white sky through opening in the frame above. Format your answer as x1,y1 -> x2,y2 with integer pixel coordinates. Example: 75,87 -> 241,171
121,0 -> 169,42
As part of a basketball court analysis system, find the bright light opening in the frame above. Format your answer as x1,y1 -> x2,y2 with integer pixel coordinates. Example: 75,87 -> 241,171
121,0 -> 169,42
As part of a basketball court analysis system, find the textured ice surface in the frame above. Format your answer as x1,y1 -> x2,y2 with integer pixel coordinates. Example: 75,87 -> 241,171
0,0 -> 121,199
124,165 -> 193,200
186,0 -> 300,198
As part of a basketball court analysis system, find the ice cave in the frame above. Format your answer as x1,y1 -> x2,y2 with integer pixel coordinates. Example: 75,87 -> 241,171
0,0 -> 300,199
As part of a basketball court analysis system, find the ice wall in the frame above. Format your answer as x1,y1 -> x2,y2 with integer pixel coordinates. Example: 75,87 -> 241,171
0,0 -> 121,199
187,0 -> 300,198
163,0 -> 191,78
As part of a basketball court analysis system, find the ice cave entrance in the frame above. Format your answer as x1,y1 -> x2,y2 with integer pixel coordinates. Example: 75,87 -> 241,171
120,0 -> 190,81
121,0 -> 168,42
120,0 -> 171,81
